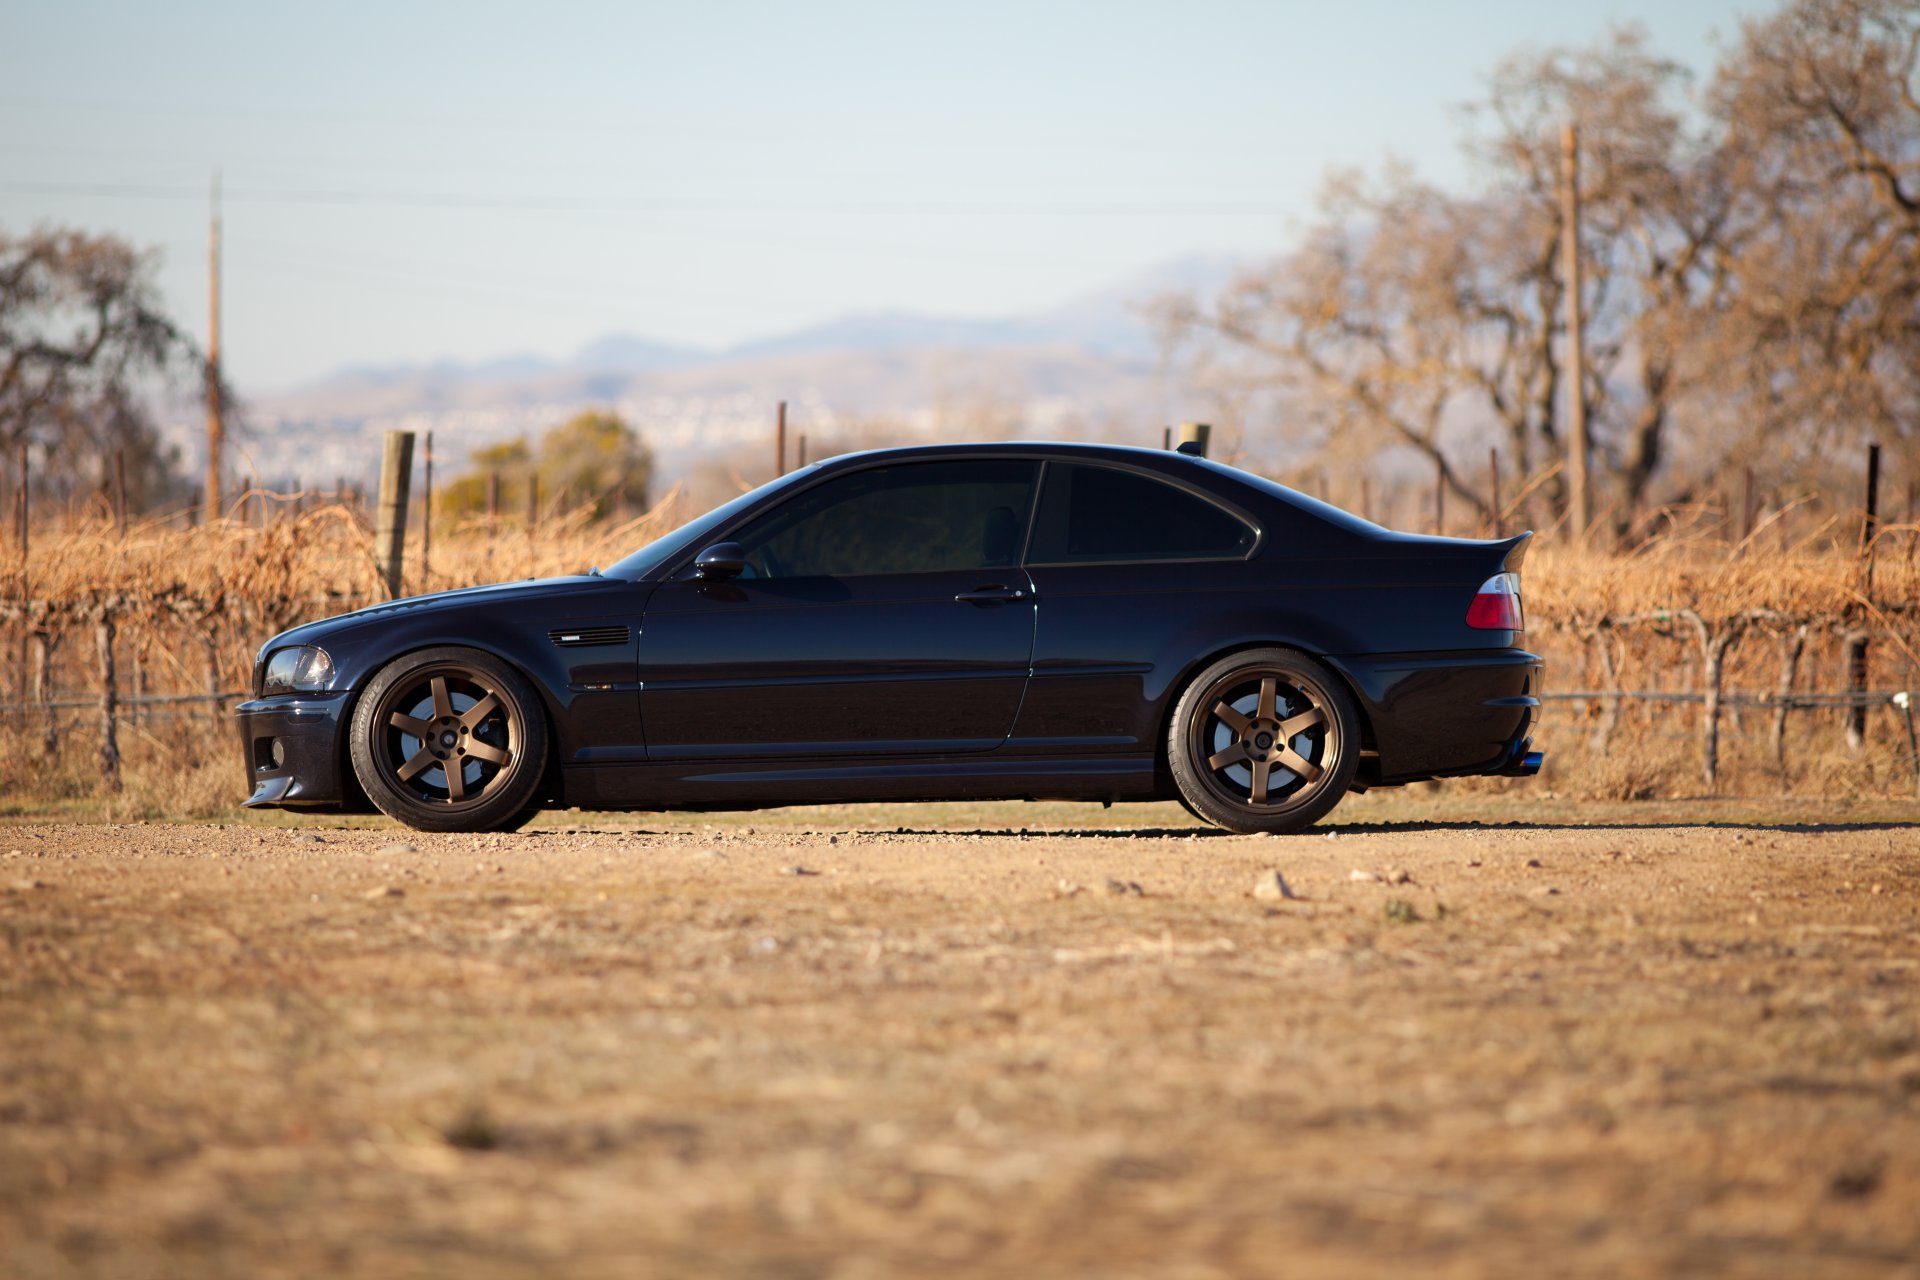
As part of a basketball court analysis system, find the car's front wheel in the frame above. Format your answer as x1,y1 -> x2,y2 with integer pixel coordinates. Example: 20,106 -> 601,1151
349,646 -> 548,832
1169,647 -> 1359,835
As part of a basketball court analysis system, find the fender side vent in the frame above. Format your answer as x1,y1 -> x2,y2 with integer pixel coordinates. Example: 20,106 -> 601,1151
549,625 -> 630,648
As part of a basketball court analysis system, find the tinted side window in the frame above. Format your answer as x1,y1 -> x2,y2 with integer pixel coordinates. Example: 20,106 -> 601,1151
1028,464 -> 1256,563
729,460 -> 1037,578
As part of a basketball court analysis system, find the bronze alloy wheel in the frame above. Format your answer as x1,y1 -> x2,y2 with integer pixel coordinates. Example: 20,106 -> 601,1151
1168,647 -> 1359,834
349,646 -> 548,832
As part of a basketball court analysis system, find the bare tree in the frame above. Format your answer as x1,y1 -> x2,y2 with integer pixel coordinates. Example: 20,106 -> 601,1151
1167,29 -> 1726,535
1,227 -> 204,509
1706,0 -> 1920,490
1166,167 -> 1511,524
1474,31 -> 1734,529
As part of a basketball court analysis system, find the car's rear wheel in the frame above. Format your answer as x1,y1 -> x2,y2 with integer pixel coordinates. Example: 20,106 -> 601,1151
1169,647 -> 1359,834
349,646 -> 548,833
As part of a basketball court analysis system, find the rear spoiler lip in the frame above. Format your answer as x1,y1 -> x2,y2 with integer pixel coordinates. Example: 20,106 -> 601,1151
1496,531 -> 1533,574
1367,529 -> 1534,575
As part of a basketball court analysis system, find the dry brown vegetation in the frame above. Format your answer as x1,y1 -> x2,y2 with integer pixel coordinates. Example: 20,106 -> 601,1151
0,501 -> 681,819
3,504 -> 1918,820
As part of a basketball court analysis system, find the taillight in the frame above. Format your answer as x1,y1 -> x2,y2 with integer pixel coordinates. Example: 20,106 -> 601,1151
1466,572 -> 1524,631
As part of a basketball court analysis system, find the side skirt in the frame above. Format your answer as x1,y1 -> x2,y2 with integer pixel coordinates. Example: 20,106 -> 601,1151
561,752 -> 1165,810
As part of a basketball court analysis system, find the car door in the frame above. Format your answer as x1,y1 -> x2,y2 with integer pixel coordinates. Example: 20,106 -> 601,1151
1011,461 -> 1260,754
638,458 -> 1039,759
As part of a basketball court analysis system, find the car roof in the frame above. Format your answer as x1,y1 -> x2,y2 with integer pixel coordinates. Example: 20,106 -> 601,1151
803,440 -> 1392,541
810,440 -> 1200,469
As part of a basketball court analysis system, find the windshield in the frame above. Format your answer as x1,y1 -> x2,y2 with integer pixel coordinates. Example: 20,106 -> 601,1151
601,470 -> 808,581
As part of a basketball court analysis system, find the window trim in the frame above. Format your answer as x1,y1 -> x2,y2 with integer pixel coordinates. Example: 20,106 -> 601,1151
1021,459 -> 1264,568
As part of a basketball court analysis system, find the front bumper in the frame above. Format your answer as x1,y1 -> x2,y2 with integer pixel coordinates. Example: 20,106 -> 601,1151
234,691 -> 354,809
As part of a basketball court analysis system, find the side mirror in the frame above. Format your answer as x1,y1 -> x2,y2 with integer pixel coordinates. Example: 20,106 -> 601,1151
693,541 -> 747,580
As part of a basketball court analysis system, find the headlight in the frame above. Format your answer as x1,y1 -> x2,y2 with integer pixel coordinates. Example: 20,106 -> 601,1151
262,645 -> 336,695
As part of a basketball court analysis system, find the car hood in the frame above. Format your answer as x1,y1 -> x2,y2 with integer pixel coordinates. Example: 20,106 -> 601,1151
264,574 -> 611,650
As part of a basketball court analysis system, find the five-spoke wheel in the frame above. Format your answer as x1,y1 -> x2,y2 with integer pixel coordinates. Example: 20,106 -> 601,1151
1168,647 -> 1359,834
349,646 -> 548,832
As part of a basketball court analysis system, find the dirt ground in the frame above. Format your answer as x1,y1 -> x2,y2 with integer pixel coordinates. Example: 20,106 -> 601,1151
2,797 -> 1918,1279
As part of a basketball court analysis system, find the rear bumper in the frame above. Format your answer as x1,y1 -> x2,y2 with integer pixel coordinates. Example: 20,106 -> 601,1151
1328,648 -> 1543,786
234,691 -> 353,809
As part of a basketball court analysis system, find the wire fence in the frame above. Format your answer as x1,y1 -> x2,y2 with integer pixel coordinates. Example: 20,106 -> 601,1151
6,506 -> 1920,802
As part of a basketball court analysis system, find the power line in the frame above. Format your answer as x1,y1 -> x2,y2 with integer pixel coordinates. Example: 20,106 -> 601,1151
0,178 -> 1293,218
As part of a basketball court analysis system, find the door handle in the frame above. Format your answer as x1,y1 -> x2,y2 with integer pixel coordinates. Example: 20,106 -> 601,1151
954,586 -> 1028,604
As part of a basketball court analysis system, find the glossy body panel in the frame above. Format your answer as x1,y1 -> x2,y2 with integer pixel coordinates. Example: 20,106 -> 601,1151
1329,650 -> 1541,782
238,441 -> 1545,818
637,568 -> 1036,757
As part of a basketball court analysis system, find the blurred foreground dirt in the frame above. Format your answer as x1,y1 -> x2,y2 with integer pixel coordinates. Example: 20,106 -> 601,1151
2,809 -> 1918,1278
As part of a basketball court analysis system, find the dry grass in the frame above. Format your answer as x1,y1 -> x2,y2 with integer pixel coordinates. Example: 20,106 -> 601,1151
1528,528 -> 1920,628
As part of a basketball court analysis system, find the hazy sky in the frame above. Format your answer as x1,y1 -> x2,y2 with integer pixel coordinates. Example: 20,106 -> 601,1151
3,0 -> 1757,390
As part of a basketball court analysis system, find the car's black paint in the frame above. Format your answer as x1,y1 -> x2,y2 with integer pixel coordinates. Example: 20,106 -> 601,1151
237,441 -> 1542,830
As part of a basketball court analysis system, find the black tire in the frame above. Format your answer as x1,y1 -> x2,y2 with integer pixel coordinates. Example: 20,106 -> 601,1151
349,646 -> 549,833
1168,647 -> 1359,835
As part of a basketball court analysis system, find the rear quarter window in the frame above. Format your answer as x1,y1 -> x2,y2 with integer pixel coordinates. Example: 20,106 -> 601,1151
1028,463 -> 1256,564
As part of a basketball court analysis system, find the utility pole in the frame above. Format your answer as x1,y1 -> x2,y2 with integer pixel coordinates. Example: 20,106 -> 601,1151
204,171 -> 224,524
1561,125 -> 1590,542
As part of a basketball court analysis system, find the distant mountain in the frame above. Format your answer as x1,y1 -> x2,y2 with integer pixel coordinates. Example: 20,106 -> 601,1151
214,253 -> 1257,492
283,251 -> 1249,397
728,311 -> 1039,359
726,253 -> 1247,362
1027,252 -> 1248,356
573,334 -> 707,372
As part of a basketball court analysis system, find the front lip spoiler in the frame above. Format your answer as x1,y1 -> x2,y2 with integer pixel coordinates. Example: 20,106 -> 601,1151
235,690 -> 353,809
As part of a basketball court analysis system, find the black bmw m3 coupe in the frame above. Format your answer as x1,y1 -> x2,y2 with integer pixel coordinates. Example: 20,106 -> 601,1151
238,441 -> 1543,833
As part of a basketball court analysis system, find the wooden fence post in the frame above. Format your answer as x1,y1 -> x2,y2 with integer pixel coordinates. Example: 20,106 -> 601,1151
1740,467 -> 1755,548
112,450 -> 128,539
14,447 -> 28,735
31,629 -> 56,757
374,431 -> 415,599
1847,444 -> 1881,751
13,444 -> 26,554
1844,628 -> 1871,753
1590,630 -> 1623,753
97,612 -> 120,791
1771,625 -> 1807,779
1488,448 -> 1502,537
1860,442 -> 1882,557
421,430 -> 433,590
203,632 -> 221,724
